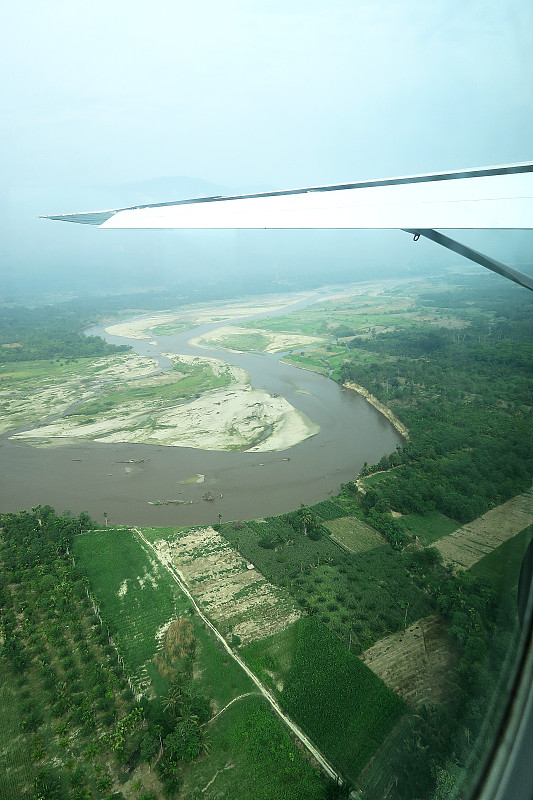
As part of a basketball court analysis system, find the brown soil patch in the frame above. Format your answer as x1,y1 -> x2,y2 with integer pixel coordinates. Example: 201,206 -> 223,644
359,614 -> 455,707
153,618 -> 195,679
153,527 -> 301,645
433,488 -> 533,570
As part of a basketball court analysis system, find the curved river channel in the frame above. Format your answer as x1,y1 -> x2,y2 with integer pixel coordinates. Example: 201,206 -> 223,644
0,290 -> 403,526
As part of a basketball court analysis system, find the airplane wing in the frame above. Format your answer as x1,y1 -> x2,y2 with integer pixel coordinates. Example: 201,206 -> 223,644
41,162 -> 533,290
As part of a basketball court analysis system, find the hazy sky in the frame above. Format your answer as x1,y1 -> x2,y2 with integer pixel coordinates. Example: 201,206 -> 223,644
2,0 -> 532,296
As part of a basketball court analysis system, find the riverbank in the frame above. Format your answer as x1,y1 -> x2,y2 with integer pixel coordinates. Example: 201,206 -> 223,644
343,381 -> 409,439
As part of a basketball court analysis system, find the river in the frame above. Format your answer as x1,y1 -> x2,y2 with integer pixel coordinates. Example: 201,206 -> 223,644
0,287 -> 402,526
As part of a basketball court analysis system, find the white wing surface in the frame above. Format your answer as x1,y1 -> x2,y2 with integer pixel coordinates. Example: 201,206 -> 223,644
42,163 -> 533,289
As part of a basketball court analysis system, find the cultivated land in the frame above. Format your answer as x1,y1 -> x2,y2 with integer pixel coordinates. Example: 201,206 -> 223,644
144,525 -> 302,645
72,528 -> 191,689
433,488 -> 533,570
323,515 -> 384,553
2,277 -> 531,800
359,614 -> 455,707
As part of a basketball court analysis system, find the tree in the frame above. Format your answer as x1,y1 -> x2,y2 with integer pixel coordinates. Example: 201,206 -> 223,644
140,731 -> 159,769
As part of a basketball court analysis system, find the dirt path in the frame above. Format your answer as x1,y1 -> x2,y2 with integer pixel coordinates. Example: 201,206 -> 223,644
132,528 -> 340,783
206,692 -> 261,725
433,488 -> 533,570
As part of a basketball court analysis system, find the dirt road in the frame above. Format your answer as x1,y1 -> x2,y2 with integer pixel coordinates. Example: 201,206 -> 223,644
133,527 -> 341,783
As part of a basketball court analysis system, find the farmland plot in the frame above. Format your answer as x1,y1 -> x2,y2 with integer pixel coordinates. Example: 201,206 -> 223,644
73,528 -> 191,682
149,526 -> 301,645
359,614 -> 455,707
324,515 -> 384,553
433,488 -> 533,570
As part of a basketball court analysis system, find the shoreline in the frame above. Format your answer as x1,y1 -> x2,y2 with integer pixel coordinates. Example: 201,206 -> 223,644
343,381 -> 409,439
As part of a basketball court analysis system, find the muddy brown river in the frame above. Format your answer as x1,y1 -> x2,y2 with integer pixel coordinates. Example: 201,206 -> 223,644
0,290 -> 402,526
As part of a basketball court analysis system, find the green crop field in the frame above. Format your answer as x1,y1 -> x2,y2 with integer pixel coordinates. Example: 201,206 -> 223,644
241,622 -> 299,692
324,516 -> 384,553
72,528 -> 190,673
398,510 -> 460,545
308,498 -> 346,521
280,617 -> 405,781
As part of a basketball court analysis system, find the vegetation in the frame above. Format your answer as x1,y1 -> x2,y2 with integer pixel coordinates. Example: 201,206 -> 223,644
1,277 -> 531,799
281,618 -> 405,781
72,528 -> 191,674
219,508 -> 433,653
0,304 -> 129,361
68,359 -> 231,419
341,283 -> 532,524
0,507 -> 155,799
182,695 -> 325,800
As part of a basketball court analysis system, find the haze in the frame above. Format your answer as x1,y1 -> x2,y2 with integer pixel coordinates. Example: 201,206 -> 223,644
1,0 -> 532,298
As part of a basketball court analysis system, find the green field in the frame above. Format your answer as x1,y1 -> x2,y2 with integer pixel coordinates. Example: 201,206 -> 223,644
72,528 -> 190,673
151,320 -> 194,336
0,357 -> 97,384
241,623 -> 299,692
470,524 -> 533,593
202,331 -> 270,352
280,618 -> 405,781
324,516 -> 384,553
242,618 -> 405,784
181,695 -> 325,800
398,510 -> 460,546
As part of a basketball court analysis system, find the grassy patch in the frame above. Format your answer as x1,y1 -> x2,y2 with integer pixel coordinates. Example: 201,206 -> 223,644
324,516 -> 384,553
470,524 -> 533,594
0,357 -> 96,384
281,617 -> 405,781
361,469 -> 404,487
205,331 -> 270,352
182,695 -> 324,800
241,622 -> 299,692
193,621 -> 254,711
72,529 -> 190,672
151,320 -> 194,336
70,359 -> 231,417
280,352 -> 331,375
399,510 -> 459,546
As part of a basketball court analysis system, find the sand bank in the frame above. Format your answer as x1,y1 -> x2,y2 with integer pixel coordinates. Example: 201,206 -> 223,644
12,353 -> 319,452
343,381 -> 409,439
190,324 -> 325,354
104,293 -> 311,340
